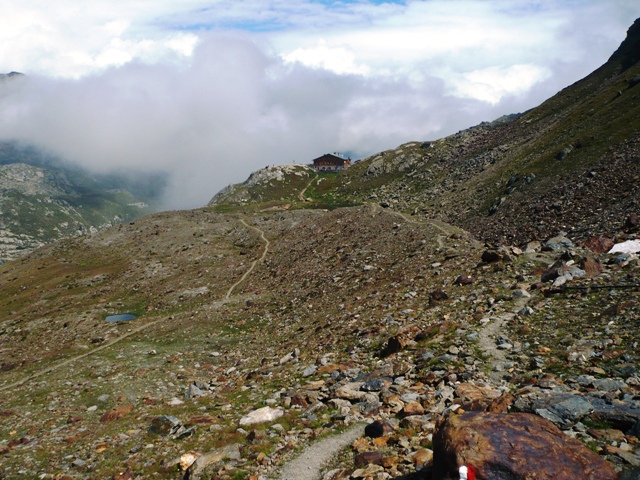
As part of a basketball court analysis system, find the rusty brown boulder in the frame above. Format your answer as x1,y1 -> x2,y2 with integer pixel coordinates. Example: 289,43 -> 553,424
100,404 -> 134,423
584,236 -> 614,254
432,411 -> 617,480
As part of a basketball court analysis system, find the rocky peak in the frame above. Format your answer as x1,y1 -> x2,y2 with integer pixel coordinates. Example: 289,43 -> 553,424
608,17 -> 640,71
0,71 -> 24,80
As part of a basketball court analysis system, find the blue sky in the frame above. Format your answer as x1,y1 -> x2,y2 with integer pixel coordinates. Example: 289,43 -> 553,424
0,1 -> 639,208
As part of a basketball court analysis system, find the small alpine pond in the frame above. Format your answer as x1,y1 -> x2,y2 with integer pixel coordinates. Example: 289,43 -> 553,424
105,314 -> 137,323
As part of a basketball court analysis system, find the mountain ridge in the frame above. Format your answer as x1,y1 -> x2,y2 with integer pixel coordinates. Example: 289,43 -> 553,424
211,18 -> 640,247
0,142 -> 164,264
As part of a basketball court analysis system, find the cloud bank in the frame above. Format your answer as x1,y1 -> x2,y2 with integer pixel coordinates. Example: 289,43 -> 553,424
0,1 -> 639,208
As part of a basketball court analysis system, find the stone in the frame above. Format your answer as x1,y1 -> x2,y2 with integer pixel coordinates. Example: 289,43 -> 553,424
515,392 -> 597,427
239,406 -> 283,426
453,275 -> 473,285
619,468 -> 640,480
541,260 -> 564,283
185,383 -> 205,398
455,383 -> 502,404
400,415 -> 433,429
354,451 -> 384,467
335,384 -> 377,403
488,393 -> 515,413
100,404 -> 134,423
543,235 -> 574,251
581,256 -> 604,277
432,411 -> 617,479
149,415 -> 182,435
302,365 -> 317,377
412,448 -> 433,467
617,451 -> 640,467
626,214 -> 640,231
556,145 -> 574,160
584,236 -> 615,254
628,419 -> 640,438
548,396 -> 594,424
524,241 -> 542,253
381,336 -> 405,356
361,377 -> 387,391
512,289 -> 531,299
279,352 -> 294,364
609,240 -> 640,254
187,444 -> 242,477
364,420 -> 394,438
429,289 -> 449,301
481,250 -> 504,263
402,401 -> 425,417
588,397 -> 640,431
592,377 -> 627,392
351,464 -> 384,478
180,451 -> 198,470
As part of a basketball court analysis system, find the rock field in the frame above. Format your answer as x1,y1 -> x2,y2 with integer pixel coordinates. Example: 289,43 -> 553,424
0,206 -> 638,479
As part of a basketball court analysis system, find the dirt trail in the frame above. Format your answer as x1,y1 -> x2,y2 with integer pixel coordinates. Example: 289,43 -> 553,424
276,424 -> 364,480
0,218 -> 271,392
0,317 -> 165,392
225,218 -> 270,299
298,171 -> 318,201
368,203 -> 478,250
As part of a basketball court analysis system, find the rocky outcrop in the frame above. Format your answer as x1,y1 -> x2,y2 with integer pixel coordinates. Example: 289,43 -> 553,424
432,411 -> 618,480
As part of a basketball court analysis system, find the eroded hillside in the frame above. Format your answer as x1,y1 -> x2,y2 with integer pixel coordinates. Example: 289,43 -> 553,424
0,206 -> 638,479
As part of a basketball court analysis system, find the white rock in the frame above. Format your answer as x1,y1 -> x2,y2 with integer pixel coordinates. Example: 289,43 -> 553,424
279,352 -> 294,364
180,452 -> 198,470
239,406 -> 283,426
609,240 -> 640,254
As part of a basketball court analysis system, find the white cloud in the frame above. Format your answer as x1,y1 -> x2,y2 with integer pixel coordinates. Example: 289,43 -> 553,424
0,1 -> 639,208
450,64 -> 552,104
282,41 -> 371,76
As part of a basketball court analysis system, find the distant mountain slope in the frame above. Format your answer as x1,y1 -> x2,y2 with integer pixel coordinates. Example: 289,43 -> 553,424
0,142 -> 164,264
210,164 -> 315,208
212,19 -> 640,246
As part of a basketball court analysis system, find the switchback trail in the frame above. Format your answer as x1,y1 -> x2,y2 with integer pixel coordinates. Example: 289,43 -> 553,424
225,218 -> 270,299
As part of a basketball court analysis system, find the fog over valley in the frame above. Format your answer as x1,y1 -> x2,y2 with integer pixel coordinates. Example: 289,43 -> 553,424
1,1 -> 639,208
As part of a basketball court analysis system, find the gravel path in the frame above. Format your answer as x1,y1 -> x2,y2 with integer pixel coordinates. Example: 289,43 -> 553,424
477,296 -> 532,381
276,424 -> 364,480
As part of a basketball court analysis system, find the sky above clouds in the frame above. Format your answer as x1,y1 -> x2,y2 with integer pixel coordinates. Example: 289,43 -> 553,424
1,0 -> 639,208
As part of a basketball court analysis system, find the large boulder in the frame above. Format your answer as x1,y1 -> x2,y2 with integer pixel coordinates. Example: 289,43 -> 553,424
432,411 -> 617,480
